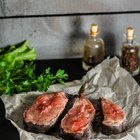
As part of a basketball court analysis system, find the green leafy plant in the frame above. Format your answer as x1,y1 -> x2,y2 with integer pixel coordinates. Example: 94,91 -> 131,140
0,40 -> 68,95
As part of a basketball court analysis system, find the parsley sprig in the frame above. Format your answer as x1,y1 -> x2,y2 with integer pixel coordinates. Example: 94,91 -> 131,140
0,40 -> 68,95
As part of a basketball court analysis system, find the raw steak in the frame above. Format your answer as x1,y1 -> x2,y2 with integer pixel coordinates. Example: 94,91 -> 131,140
101,97 -> 126,135
60,84 -> 95,140
23,92 -> 68,133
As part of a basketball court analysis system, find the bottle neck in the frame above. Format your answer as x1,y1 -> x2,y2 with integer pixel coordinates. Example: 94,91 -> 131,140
90,34 -> 98,40
126,38 -> 134,44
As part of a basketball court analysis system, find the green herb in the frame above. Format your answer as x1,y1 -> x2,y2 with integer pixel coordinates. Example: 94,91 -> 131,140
0,40 -> 68,95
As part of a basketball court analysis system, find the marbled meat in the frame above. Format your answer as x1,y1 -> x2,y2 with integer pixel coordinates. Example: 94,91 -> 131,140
60,92 -> 95,140
23,92 -> 68,133
101,97 -> 126,135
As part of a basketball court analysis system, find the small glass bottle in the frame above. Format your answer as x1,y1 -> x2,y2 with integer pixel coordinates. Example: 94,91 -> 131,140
121,27 -> 139,76
82,24 -> 105,71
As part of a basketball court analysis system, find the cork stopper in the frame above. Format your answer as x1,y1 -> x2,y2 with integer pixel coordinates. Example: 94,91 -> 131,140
90,24 -> 99,37
126,27 -> 134,40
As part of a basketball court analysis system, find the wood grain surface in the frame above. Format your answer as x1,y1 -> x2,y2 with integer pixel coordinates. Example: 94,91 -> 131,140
0,0 -> 140,16
0,1 -> 140,59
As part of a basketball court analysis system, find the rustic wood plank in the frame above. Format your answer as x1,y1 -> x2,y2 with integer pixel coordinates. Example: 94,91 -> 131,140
0,0 -> 140,16
0,14 -> 140,59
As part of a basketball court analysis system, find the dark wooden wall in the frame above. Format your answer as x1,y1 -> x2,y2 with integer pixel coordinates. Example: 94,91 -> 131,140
0,0 -> 140,59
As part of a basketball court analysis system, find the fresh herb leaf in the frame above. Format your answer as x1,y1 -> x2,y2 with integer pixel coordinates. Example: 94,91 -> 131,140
0,40 -> 68,95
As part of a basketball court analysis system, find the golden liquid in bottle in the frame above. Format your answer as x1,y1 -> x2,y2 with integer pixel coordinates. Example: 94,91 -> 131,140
82,24 -> 105,71
82,36 -> 105,70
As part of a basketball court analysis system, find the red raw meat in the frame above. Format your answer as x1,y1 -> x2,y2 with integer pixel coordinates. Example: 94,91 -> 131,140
23,92 -> 68,133
60,85 -> 95,140
101,97 -> 126,135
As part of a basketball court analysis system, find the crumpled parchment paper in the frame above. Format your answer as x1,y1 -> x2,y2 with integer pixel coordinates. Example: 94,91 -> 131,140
1,57 -> 140,140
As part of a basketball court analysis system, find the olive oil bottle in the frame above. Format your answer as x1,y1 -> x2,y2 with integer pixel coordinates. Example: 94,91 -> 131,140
82,24 -> 105,70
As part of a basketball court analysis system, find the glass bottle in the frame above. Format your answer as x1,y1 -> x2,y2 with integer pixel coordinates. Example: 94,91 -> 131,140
82,24 -> 105,71
121,27 -> 139,76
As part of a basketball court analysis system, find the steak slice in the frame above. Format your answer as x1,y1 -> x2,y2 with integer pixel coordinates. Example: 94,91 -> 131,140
101,97 -> 126,135
60,84 -> 95,140
23,92 -> 68,133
